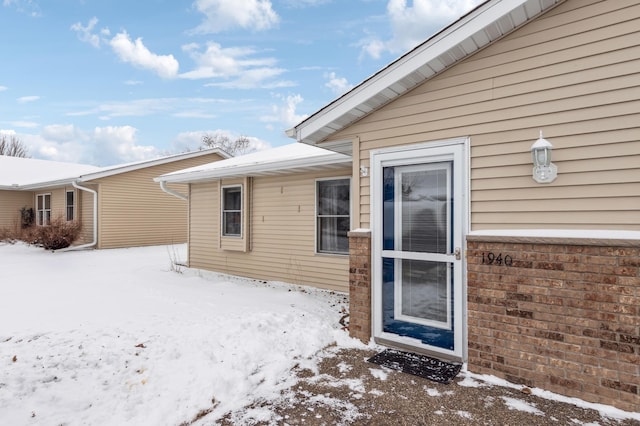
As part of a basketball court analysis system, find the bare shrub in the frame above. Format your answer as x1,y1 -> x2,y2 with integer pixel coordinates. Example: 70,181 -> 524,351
27,217 -> 81,250
0,216 -> 23,243
167,244 -> 184,274
0,226 -> 18,243
20,207 -> 34,228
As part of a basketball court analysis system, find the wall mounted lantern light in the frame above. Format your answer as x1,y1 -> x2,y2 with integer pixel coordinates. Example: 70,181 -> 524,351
531,131 -> 557,184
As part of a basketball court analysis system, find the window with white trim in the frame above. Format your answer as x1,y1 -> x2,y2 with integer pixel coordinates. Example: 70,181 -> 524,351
36,193 -> 51,226
222,185 -> 242,237
316,178 -> 350,254
66,190 -> 75,221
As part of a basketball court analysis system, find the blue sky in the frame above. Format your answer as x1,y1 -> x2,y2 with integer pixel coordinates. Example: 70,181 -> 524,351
0,0 -> 482,166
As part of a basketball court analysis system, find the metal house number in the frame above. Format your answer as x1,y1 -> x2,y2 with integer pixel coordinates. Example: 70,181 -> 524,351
481,252 -> 513,267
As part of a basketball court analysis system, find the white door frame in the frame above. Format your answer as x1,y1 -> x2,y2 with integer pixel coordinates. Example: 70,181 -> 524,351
370,137 -> 469,361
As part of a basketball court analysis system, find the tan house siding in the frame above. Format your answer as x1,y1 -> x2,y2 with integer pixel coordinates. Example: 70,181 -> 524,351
0,190 -> 32,230
189,168 -> 351,292
92,153 -> 224,249
47,187 -> 70,222
327,0 -> 640,231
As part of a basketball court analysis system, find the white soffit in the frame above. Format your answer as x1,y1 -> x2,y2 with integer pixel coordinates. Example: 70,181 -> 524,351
290,0 -> 564,145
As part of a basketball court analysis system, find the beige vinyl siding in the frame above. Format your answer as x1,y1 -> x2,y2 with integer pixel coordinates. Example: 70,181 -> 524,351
92,153 -> 224,249
0,190 -> 32,230
48,187 -> 70,222
188,168 -> 351,292
327,0 -> 640,231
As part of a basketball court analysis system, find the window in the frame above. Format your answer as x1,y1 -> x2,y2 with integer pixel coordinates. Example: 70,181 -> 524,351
36,193 -> 51,226
222,185 -> 242,237
66,190 -> 75,221
317,178 -> 350,254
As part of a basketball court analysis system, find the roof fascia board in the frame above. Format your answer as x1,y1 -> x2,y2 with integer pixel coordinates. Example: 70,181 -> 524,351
156,154 -> 351,184
17,178 -> 78,191
293,0 -> 537,143
79,149 -> 229,182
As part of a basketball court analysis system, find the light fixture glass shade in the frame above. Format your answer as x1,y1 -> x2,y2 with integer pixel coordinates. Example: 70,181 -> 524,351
531,131 -> 557,183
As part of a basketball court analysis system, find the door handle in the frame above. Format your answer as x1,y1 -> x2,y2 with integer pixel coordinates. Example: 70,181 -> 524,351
454,247 -> 461,260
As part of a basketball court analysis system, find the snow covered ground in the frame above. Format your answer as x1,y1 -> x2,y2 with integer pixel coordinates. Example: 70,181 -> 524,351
1,243 -> 638,425
0,243 -> 360,425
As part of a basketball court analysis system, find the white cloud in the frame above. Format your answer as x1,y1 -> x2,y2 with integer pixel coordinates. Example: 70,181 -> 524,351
260,93 -> 308,129
10,125 -> 160,166
205,68 -> 294,89
124,80 -> 143,86
66,97 -> 230,120
180,42 -> 260,79
17,95 -> 40,103
324,72 -> 353,96
361,0 -> 484,59
281,0 -> 331,7
110,31 -> 179,79
0,86 -> 7,91
173,111 -> 217,119
191,0 -> 279,34
181,42 -> 293,89
41,124 -> 82,141
9,120 -> 38,128
359,38 -> 386,60
70,17 -> 102,48
72,21 -> 177,79
93,125 -> 158,164
3,0 -> 40,16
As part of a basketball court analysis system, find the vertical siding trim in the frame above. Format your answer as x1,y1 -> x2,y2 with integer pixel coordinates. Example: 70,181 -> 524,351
217,180 -> 222,249
352,137 -> 362,229
187,183 -> 192,265
245,176 -> 252,252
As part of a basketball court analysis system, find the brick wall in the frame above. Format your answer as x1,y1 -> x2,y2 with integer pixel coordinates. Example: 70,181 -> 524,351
466,236 -> 639,412
348,230 -> 372,343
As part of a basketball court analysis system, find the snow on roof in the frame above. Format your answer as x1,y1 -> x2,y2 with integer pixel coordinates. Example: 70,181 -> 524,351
156,143 -> 351,183
78,148 -> 230,182
0,156 -> 101,189
0,148 -> 229,190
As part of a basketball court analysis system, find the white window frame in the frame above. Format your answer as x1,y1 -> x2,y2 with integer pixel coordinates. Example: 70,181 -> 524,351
36,193 -> 51,226
315,176 -> 351,255
221,184 -> 242,238
66,190 -> 75,221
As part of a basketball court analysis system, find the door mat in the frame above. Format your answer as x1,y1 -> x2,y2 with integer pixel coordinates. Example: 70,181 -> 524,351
367,349 -> 462,384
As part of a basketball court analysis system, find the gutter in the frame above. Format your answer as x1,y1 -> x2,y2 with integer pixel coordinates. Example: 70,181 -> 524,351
159,180 -> 188,201
57,180 -> 98,251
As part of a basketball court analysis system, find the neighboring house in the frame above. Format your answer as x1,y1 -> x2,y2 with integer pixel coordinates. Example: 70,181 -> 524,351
155,143 -> 353,292
287,0 -> 639,412
0,149 -> 228,249
0,157 -> 100,231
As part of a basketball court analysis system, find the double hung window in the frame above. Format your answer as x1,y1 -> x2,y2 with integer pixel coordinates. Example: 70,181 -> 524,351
36,193 -> 51,226
316,178 -> 350,254
222,185 -> 242,237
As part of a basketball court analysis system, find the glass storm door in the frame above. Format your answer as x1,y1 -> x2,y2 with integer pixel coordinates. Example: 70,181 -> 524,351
372,141 -> 465,360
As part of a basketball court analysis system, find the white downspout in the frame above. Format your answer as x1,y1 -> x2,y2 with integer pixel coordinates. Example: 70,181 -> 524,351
58,180 -> 98,251
159,180 -> 188,201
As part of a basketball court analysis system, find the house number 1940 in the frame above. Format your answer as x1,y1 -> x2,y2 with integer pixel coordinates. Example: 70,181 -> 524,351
481,252 -> 513,266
